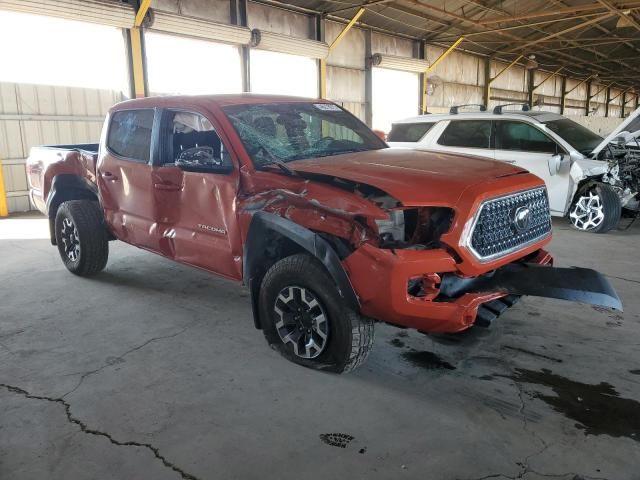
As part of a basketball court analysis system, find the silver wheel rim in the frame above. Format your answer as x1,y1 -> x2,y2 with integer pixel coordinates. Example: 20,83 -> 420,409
569,191 -> 605,231
61,218 -> 81,261
274,286 -> 329,359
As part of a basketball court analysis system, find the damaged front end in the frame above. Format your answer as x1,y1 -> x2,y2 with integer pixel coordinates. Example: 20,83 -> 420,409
241,171 -> 622,335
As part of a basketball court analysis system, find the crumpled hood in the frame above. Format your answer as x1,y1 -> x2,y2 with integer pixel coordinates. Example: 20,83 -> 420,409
592,105 -> 640,156
288,148 -> 527,206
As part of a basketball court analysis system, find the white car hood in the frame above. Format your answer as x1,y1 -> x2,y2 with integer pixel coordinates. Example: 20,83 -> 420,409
591,105 -> 640,156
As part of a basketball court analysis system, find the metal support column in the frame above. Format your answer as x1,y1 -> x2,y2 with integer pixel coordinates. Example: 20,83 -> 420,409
418,41 -> 426,114
585,80 -> 592,116
605,87 -> 611,117
127,0 -> 151,98
483,57 -> 491,107
622,91 -> 627,118
365,28 -> 373,127
232,0 -> 250,92
560,77 -> 567,115
0,160 -> 8,217
316,14 -> 325,98
527,69 -> 535,108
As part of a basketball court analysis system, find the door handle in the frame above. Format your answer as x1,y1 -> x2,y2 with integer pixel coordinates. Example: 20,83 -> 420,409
101,171 -> 119,181
154,183 -> 181,191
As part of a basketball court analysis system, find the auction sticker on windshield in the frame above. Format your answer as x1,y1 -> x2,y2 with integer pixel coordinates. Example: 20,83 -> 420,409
313,103 -> 342,111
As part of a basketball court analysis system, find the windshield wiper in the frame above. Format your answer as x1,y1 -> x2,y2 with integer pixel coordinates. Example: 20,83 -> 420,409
257,147 -> 298,177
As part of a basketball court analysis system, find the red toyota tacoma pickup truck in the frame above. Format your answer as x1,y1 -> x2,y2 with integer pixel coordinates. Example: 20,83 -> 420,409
26,95 -> 621,373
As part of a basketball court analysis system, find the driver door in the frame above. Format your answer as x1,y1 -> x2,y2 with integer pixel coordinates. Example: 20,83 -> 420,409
493,120 -> 571,215
151,109 -> 242,280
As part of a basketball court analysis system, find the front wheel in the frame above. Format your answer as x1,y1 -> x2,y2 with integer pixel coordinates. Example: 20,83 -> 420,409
259,254 -> 374,373
568,183 -> 621,233
55,200 -> 109,276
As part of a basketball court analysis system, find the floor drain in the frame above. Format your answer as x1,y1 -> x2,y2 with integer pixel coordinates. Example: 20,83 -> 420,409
319,433 -> 354,448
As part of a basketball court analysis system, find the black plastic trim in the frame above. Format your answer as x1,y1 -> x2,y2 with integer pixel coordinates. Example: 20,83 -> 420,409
243,211 -> 360,328
440,263 -> 622,311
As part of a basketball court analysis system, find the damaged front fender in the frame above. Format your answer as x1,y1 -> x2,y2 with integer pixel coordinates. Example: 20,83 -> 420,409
243,211 -> 360,329
440,263 -> 622,312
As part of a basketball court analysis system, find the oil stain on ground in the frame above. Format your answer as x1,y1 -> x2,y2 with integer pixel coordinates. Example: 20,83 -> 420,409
401,350 -> 456,370
509,368 -> 640,442
319,433 -> 354,448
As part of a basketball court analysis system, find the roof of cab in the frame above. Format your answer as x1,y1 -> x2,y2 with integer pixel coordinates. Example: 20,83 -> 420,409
110,94 -> 328,111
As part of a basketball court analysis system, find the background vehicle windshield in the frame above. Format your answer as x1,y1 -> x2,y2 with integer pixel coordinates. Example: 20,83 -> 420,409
543,118 -> 603,155
223,102 -> 386,167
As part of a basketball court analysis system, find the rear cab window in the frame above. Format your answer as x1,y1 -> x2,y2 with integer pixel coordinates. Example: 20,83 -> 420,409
107,109 -> 155,162
438,120 -> 491,149
387,122 -> 435,142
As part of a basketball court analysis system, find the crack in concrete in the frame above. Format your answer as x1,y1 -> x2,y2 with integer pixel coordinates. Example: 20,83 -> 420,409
605,274 -> 640,285
0,383 -> 199,480
62,322 -> 198,399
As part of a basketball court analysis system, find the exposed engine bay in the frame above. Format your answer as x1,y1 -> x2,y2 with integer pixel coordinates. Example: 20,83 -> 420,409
601,140 -> 640,212
295,174 -> 455,250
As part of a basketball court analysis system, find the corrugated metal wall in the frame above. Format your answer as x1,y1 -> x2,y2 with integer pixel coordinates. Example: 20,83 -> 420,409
0,82 -> 121,213
325,21 -> 366,121
1,1 -> 635,215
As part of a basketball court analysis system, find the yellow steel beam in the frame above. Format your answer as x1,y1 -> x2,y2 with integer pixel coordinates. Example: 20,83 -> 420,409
533,66 -> 564,93
0,160 -> 8,217
609,87 -> 632,102
485,54 -> 522,109
490,55 -> 523,84
134,0 -> 152,27
421,36 -> 464,113
320,8 -> 365,98
130,27 -> 146,98
329,8 -> 365,51
565,74 -> 594,96
589,83 -> 611,99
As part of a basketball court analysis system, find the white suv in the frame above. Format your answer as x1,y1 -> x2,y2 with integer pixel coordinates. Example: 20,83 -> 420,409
387,104 -> 640,233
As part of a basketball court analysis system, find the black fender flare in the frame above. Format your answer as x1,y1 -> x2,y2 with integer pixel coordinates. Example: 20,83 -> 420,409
46,174 -> 99,244
243,211 -> 360,329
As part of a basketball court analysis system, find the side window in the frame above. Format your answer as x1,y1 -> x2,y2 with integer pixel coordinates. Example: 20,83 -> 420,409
495,121 -> 558,153
387,122 -> 435,142
438,120 -> 491,149
107,109 -> 154,162
166,111 -> 232,172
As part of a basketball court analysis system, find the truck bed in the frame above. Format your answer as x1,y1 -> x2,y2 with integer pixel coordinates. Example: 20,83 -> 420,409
26,143 -> 99,215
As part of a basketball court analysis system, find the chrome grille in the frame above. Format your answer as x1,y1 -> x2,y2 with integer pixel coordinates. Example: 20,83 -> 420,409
469,187 -> 551,261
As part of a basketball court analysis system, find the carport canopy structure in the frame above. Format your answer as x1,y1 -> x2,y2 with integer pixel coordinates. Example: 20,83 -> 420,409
269,0 -> 640,94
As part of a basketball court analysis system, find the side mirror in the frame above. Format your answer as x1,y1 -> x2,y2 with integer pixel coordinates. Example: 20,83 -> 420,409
548,153 -> 567,176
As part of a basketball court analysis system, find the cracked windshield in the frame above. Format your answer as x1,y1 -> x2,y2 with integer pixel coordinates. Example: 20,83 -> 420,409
223,102 -> 386,166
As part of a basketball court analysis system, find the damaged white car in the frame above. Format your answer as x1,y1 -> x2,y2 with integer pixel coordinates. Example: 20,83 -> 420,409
387,104 -> 640,233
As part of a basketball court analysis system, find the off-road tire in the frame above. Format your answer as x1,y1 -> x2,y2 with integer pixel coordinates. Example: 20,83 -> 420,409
259,253 -> 374,373
568,183 -> 621,233
55,200 -> 109,276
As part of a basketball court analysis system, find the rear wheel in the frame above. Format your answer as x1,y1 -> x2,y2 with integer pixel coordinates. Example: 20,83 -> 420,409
568,183 -> 621,233
55,200 -> 109,276
259,254 -> 374,373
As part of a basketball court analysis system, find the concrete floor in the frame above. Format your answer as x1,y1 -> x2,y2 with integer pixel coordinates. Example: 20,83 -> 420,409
1,213 -> 639,480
